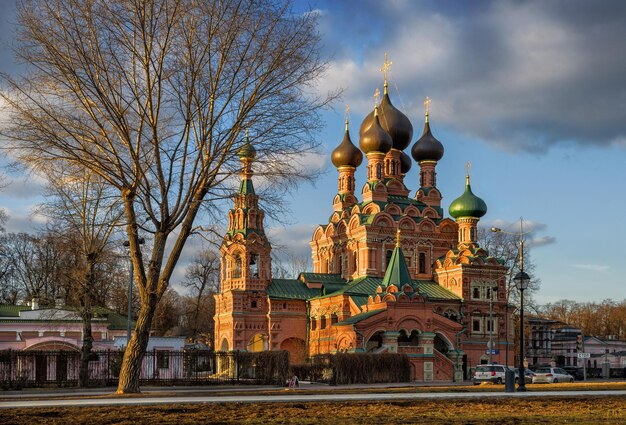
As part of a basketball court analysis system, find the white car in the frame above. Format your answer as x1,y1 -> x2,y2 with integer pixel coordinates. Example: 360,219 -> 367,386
531,367 -> 574,384
473,364 -> 510,385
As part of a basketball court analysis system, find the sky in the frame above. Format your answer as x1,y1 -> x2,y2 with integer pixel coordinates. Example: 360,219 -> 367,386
1,0 -> 626,304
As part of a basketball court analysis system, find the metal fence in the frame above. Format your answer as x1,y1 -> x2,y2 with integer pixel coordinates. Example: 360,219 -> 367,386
0,349 -> 289,389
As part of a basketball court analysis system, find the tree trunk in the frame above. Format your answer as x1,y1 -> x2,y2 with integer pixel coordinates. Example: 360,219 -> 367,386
116,292 -> 158,393
78,259 -> 95,388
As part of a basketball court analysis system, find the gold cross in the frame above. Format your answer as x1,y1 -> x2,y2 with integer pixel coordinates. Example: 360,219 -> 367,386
245,128 -> 249,139
374,88 -> 380,108
380,52 -> 393,82
466,161 -> 471,177
345,104 -> 350,130
424,97 -> 431,115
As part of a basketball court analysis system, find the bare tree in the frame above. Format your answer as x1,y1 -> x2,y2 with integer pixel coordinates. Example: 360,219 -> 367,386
39,167 -> 123,387
477,227 -> 542,311
182,248 -> 219,343
1,0 -> 334,393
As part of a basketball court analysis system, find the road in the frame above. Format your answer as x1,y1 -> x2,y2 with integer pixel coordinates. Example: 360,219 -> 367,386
2,389 -> 626,408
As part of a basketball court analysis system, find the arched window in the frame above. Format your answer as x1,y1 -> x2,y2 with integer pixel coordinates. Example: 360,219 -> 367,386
419,252 -> 426,274
233,254 -> 242,278
376,163 -> 382,179
250,253 -> 259,278
331,313 -> 338,325
251,300 -> 257,309
472,287 -> 480,299
311,318 -> 317,330
320,316 -> 327,329
338,255 -> 343,276
353,251 -> 358,274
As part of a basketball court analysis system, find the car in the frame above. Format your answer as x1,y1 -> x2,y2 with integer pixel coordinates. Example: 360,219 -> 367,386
531,367 -> 574,384
473,364 -> 510,385
512,367 -> 536,383
562,366 -> 584,380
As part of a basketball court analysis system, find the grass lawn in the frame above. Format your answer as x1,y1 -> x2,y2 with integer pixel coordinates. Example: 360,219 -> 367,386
1,395 -> 626,424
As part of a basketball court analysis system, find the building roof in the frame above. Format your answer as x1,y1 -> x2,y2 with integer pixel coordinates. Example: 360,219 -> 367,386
299,273 -> 345,285
0,304 -> 133,330
0,305 -> 30,317
381,237 -> 412,288
267,279 -> 321,300
335,308 -> 385,326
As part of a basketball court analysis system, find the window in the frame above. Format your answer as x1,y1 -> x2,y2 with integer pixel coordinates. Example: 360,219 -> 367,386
419,252 -> 426,274
311,318 -> 317,330
331,313 -> 338,325
353,251 -> 358,274
472,319 -> 481,332
472,287 -> 480,299
232,254 -> 242,278
282,302 -> 287,309
320,316 -> 327,329
251,300 -> 257,308
250,254 -> 259,278
385,250 -> 393,269
338,255 -> 343,275
156,351 -> 169,369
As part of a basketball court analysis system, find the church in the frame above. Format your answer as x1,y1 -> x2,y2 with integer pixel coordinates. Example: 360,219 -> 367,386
214,58 -> 513,382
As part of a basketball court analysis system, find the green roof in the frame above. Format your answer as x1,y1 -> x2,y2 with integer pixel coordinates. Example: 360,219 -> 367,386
449,176 -> 487,219
416,281 -> 461,300
239,178 -> 255,195
92,307 -> 134,330
335,308 -> 385,326
0,305 -> 30,317
267,279 -> 321,300
381,242 -> 412,288
299,273 -> 346,285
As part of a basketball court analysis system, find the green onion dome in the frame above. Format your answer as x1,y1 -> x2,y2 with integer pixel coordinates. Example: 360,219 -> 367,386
331,122 -> 363,168
411,119 -> 444,162
449,174 -> 487,219
237,131 -> 256,160
359,106 -> 392,154
359,92 -> 413,151
399,151 -> 412,174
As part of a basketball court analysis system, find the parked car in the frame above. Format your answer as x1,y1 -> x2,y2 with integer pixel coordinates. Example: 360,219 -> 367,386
473,364 -> 510,385
512,368 -> 536,383
562,366 -> 584,380
532,367 -> 574,384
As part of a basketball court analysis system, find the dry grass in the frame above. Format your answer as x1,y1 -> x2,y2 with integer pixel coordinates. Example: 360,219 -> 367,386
1,396 -> 626,424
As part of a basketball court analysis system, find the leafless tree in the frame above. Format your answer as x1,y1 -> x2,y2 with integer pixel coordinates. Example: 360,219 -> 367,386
39,167 -> 123,387
1,0 -> 334,393
182,248 -> 219,343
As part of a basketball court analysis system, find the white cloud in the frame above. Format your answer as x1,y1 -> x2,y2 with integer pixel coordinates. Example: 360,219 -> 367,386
573,264 -> 611,273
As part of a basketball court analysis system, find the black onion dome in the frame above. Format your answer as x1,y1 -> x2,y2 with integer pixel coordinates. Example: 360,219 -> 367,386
411,120 -> 444,162
359,108 -> 392,154
399,151 -> 412,174
359,93 -> 413,151
331,127 -> 363,168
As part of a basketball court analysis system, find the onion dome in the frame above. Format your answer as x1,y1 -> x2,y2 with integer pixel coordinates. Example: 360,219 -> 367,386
359,93 -> 413,151
331,120 -> 363,168
449,172 -> 487,219
411,97 -> 444,162
237,130 -> 256,160
399,151 -> 412,174
411,120 -> 444,162
359,106 -> 392,154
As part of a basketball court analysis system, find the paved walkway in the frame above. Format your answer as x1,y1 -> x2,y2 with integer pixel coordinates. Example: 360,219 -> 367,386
2,389 -> 626,408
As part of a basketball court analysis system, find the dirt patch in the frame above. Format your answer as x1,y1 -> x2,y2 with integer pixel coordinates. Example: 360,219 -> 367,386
1,395 -> 626,424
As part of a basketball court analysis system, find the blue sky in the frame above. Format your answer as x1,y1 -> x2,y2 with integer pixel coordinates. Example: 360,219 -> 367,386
1,1 -> 626,304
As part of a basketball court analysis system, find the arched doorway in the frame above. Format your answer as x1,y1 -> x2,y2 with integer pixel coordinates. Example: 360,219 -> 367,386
366,331 -> 384,352
280,338 -> 306,364
434,333 -> 453,355
398,330 -> 420,346
247,333 -> 265,352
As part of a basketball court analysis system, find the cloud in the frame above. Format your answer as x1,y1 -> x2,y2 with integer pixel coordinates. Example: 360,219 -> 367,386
573,264 -> 611,273
267,223 -> 315,261
315,0 -> 626,153
481,218 -> 557,248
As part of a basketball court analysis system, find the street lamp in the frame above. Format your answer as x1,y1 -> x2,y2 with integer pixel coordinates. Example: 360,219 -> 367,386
492,218 -> 532,391
123,237 -> 144,345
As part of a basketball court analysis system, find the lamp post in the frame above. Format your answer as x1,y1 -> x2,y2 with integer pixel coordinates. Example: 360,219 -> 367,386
492,218 -> 532,391
123,238 -> 144,345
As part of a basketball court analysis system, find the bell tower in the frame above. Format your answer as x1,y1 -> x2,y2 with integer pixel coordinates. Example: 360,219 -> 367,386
214,132 -> 272,352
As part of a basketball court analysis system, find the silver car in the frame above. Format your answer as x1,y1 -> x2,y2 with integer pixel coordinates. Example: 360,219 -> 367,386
532,367 -> 574,384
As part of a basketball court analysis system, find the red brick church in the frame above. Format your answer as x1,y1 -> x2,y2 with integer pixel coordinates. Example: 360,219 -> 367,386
214,61 -> 513,382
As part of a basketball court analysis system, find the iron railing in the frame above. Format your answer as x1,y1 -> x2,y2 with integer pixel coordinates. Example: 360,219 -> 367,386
0,349 -> 289,389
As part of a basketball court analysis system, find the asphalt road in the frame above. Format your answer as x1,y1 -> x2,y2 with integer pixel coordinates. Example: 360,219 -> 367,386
2,389 -> 626,408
